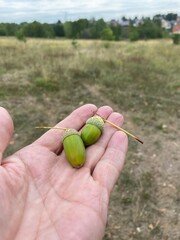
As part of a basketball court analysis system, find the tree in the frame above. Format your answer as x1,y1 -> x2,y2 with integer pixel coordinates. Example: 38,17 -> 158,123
122,16 -> 128,21
64,21 -> 73,38
90,18 -> 107,39
110,24 -> 122,41
43,23 -> 55,38
76,19 -> 89,38
23,21 -> 46,38
81,28 -> 92,39
137,18 -> 165,39
53,21 -> 65,37
0,24 -> 6,36
165,13 -> 177,21
101,27 -> 115,41
5,23 -> 19,36
129,26 -> 139,41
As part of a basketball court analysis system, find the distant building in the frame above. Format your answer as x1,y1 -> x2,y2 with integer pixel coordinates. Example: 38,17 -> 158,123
172,23 -> 180,34
176,16 -> 180,23
110,19 -> 118,27
119,20 -> 130,27
133,19 -> 143,27
170,20 -> 177,27
161,19 -> 171,29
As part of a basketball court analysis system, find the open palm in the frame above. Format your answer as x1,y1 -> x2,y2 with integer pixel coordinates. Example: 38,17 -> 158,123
0,104 -> 128,240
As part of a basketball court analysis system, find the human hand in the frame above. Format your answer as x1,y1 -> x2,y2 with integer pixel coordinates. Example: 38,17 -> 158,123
0,104 -> 128,240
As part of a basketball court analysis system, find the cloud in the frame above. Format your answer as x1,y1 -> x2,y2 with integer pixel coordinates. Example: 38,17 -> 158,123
0,0 -> 180,23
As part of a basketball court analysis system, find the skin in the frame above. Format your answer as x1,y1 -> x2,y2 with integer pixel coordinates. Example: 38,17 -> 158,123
0,104 -> 128,240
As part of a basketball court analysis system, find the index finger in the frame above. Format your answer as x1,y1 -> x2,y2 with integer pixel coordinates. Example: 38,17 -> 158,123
34,104 -> 97,153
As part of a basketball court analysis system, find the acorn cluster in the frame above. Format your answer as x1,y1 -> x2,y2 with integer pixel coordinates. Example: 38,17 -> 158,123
36,114 -> 143,168
63,116 -> 104,168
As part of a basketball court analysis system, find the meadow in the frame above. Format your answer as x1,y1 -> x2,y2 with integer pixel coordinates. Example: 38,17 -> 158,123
0,37 -> 180,239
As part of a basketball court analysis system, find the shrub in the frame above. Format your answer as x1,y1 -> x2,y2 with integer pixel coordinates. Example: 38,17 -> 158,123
129,29 -> 139,41
172,34 -> 180,45
16,30 -> 26,42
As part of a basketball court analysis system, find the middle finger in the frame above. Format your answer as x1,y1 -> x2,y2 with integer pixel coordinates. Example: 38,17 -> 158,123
84,111 -> 124,172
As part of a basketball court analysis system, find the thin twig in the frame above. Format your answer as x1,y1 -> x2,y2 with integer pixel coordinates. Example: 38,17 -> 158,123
95,113 -> 143,144
35,126 -> 67,131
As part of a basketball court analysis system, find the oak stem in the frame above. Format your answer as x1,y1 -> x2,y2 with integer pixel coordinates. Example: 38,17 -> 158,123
35,126 -> 67,131
95,113 -> 143,144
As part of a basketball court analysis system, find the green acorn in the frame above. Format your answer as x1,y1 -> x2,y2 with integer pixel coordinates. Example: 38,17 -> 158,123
63,128 -> 86,168
35,126 -> 86,168
81,116 -> 104,146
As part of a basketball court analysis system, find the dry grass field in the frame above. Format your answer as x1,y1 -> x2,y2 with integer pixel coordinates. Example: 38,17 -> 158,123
0,37 -> 180,239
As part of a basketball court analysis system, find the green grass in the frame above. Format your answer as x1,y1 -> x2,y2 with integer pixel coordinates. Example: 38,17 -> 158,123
1,37 -> 180,239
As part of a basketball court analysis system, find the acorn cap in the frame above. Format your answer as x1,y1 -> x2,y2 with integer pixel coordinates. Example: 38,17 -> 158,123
86,116 -> 104,132
63,128 -> 79,141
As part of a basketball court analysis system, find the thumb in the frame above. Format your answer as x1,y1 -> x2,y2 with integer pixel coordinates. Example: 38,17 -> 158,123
0,107 -> 14,164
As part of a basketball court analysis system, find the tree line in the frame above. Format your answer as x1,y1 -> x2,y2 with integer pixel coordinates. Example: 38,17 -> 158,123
0,13 -> 177,41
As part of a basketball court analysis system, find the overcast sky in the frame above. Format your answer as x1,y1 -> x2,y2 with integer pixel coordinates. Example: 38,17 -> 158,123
0,0 -> 180,23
